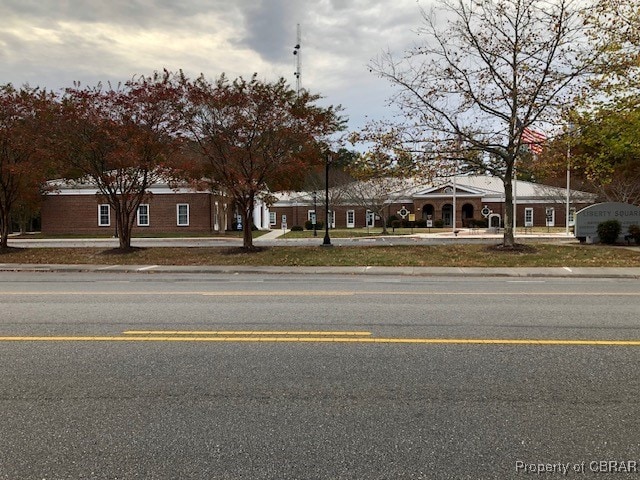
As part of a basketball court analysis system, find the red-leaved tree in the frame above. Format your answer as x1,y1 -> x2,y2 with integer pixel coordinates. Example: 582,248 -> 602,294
57,71 -> 185,250
0,84 -> 57,249
181,74 -> 344,249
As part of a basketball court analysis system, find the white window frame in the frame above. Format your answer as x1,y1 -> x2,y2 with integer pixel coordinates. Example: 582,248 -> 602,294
524,208 -> 534,227
366,210 -> 375,228
329,211 -> 336,229
568,207 -> 576,226
269,212 -> 276,226
346,210 -> 355,228
98,204 -> 110,227
308,209 -> 316,225
177,204 -> 189,226
545,207 -> 555,227
137,204 -> 150,227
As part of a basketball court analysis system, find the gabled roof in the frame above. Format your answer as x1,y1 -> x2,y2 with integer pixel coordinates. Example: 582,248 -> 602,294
272,175 -> 597,205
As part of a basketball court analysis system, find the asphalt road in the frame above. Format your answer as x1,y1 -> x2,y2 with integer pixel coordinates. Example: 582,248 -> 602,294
1,272 -> 639,479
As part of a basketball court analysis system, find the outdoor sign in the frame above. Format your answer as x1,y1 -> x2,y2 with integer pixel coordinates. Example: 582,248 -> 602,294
408,214 -> 415,222
426,220 -> 433,228
574,202 -> 640,241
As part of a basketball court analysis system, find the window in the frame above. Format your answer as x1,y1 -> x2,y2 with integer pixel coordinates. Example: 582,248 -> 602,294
524,208 -> 533,227
98,204 -> 110,227
329,211 -> 336,229
269,212 -> 276,226
366,210 -> 375,227
545,207 -> 555,227
568,207 -> 576,226
347,210 -> 355,228
137,204 -> 149,227
308,209 -> 316,225
177,204 -> 189,226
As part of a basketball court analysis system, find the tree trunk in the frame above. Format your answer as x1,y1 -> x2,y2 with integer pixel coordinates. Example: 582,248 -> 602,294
241,199 -> 254,250
242,209 -> 253,249
381,211 -> 388,235
503,175 -> 515,247
0,209 -> 9,249
115,205 -> 133,250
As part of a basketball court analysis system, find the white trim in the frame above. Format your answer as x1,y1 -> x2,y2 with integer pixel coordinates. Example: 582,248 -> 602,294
137,204 -> 150,227
177,203 -> 189,226
98,204 -> 110,227
346,210 -> 355,228
47,187 -> 210,196
269,211 -> 277,226
524,207 -> 534,227
307,209 -> 316,225
545,207 -> 555,227
568,207 -> 576,226
366,210 -> 375,227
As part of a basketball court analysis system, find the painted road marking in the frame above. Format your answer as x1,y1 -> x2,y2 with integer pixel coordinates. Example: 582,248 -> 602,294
123,330 -> 373,336
136,265 -> 158,272
1,336 -> 640,346
1,291 -> 640,296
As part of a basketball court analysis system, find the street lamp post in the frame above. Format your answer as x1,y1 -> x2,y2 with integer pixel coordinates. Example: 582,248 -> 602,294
312,191 -> 317,237
322,155 -> 332,246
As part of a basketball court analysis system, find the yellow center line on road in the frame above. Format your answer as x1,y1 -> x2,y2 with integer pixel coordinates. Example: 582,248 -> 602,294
123,330 -> 372,336
1,335 -> 640,346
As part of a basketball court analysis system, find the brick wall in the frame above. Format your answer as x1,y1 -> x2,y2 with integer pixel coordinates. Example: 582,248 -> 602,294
269,199 -> 594,229
41,192 -> 224,235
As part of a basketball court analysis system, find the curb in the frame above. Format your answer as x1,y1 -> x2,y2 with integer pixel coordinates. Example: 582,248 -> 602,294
1,264 -> 639,278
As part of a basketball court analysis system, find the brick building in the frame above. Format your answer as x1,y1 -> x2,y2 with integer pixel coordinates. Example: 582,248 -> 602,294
41,175 -> 596,235
268,175 -> 596,230
41,178 -> 271,235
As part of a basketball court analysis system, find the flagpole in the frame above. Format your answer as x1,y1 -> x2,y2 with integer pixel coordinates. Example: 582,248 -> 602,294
566,130 -> 571,236
513,160 -> 517,236
453,166 -> 457,234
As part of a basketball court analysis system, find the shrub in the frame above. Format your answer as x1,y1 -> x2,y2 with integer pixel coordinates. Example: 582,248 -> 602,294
415,219 -> 427,228
391,219 -> 401,229
290,225 -> 304,231
597,220 -> 621,244
305,220 -> 324,230
628,224 -> 640,244
467,218 -> 488,228
434,219 -> 444,228
387,215 -> 399,227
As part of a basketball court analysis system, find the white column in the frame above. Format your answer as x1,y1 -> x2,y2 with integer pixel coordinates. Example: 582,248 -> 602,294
252,202 -> 262,229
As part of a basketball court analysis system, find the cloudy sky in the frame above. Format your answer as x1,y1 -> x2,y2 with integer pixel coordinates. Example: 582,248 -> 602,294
0,0 -> 427,132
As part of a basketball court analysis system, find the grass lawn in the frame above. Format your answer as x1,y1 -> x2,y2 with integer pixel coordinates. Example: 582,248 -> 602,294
280,226 -> 570,238
0,244 -> 639,268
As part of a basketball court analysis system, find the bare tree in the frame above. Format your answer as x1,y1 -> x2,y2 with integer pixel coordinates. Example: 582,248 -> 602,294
345,151 -> 414,234
367,0 -> 597,246
345,177 -> 409,234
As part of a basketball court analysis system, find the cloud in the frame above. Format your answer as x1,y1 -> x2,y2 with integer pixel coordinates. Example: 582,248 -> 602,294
0,0 -> 427,130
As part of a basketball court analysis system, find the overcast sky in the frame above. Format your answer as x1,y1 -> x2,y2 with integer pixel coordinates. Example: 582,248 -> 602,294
0,0 -> 427,133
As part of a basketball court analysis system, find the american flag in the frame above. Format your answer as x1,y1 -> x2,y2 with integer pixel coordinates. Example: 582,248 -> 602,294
521,126 -> 546,155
